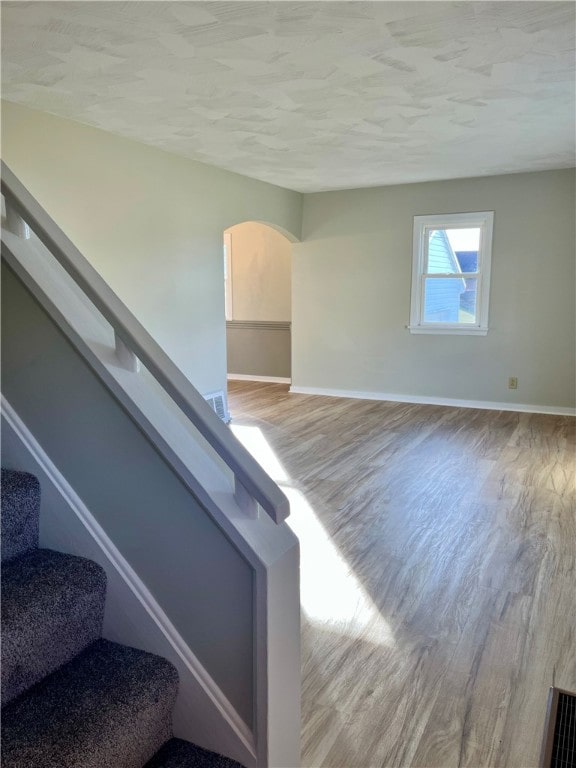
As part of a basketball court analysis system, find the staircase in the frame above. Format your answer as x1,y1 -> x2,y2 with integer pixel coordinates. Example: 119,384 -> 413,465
1,468 -> 244,768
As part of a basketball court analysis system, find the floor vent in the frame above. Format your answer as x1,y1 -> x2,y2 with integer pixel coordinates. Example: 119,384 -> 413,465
541,687 -> 576,768
203,391 -> 229,423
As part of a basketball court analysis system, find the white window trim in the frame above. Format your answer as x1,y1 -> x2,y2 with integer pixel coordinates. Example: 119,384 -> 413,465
223,231 -> 233,321
408,211 -> 494,335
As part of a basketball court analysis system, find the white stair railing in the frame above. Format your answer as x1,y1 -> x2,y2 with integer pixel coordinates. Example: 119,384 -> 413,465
1,161 -> 289,525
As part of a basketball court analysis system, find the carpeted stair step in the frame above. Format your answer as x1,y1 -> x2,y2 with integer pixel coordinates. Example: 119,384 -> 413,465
1,469 -> 40,563
2,638 -> 179,768
145,738 -> 245,768
1,548 -> 107,705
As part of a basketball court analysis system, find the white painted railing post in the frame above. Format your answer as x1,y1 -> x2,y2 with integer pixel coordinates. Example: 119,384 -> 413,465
234,478 -> 259,518
5,200 -> 31,239
114,331 -> 141,372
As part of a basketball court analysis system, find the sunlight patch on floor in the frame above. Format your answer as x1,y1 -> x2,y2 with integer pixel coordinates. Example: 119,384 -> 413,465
284,486 -> 395,646
230,424 -> 289,482
231,423 -> 395,646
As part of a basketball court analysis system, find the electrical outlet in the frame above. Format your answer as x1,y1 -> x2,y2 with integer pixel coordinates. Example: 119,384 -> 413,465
508,377 -> 518,390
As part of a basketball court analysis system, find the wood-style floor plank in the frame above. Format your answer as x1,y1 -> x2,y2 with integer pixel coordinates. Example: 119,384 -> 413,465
227,382 -> 576,768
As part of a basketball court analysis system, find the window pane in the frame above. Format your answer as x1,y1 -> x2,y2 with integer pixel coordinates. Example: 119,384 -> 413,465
423,277 -> 478,324
459,276 -> 478,321
426,227 -> 480,274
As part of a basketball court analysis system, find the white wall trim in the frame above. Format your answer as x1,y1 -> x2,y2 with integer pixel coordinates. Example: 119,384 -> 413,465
288,386 -> 576,416
1,396 -> 257,764
228,374 -> 291,384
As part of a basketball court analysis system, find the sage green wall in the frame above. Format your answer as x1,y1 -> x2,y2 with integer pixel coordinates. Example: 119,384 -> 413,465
0,100 -> 302,397
293,169 -> 576,409
3,101 -> 573,409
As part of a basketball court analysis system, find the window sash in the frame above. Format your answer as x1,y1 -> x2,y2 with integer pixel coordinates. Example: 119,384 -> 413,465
421,272 -> 479,279
423,225 -> 484,274
417,275 -> 484,327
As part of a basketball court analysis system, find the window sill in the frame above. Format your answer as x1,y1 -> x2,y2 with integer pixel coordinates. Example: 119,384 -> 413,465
407,325 -> 488,336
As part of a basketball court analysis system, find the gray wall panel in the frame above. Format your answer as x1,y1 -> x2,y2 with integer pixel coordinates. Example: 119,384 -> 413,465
227,321 -> 291,378
1,262 -> 254,726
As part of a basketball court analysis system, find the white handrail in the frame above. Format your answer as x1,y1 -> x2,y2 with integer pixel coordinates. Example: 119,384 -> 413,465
1,161 -> 289,523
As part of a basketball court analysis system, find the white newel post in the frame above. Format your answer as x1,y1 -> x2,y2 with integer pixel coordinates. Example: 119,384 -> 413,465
114,331 -> 141,372
256,542 -> 301,768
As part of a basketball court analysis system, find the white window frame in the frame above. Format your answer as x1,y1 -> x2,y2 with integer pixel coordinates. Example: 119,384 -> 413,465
409,211 -> 494,335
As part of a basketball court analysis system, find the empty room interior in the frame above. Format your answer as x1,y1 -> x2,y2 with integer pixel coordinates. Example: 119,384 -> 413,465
0,3 -> 575,768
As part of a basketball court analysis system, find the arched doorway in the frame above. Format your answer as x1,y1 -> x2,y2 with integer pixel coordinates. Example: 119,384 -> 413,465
223,221 -> 293,385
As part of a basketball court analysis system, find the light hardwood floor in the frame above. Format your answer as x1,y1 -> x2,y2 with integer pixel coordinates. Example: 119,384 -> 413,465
227,382 -> 575,768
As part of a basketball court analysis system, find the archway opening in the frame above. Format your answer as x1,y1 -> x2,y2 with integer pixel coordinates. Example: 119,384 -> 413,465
223,221 -> 293,393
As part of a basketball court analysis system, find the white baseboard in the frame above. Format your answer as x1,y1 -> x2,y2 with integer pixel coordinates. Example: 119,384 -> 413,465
288,385 -> 576,416
1,397 -> 256,768
228,374 -> 291,384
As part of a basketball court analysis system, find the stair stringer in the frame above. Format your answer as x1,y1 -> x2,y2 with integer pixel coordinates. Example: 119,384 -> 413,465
1,398 -> 257,768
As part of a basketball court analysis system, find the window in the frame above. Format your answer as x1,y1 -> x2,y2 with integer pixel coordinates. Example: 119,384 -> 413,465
409,211 -> 494,335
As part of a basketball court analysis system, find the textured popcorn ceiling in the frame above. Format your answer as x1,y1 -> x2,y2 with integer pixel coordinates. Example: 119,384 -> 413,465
2,1 -> 575,192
